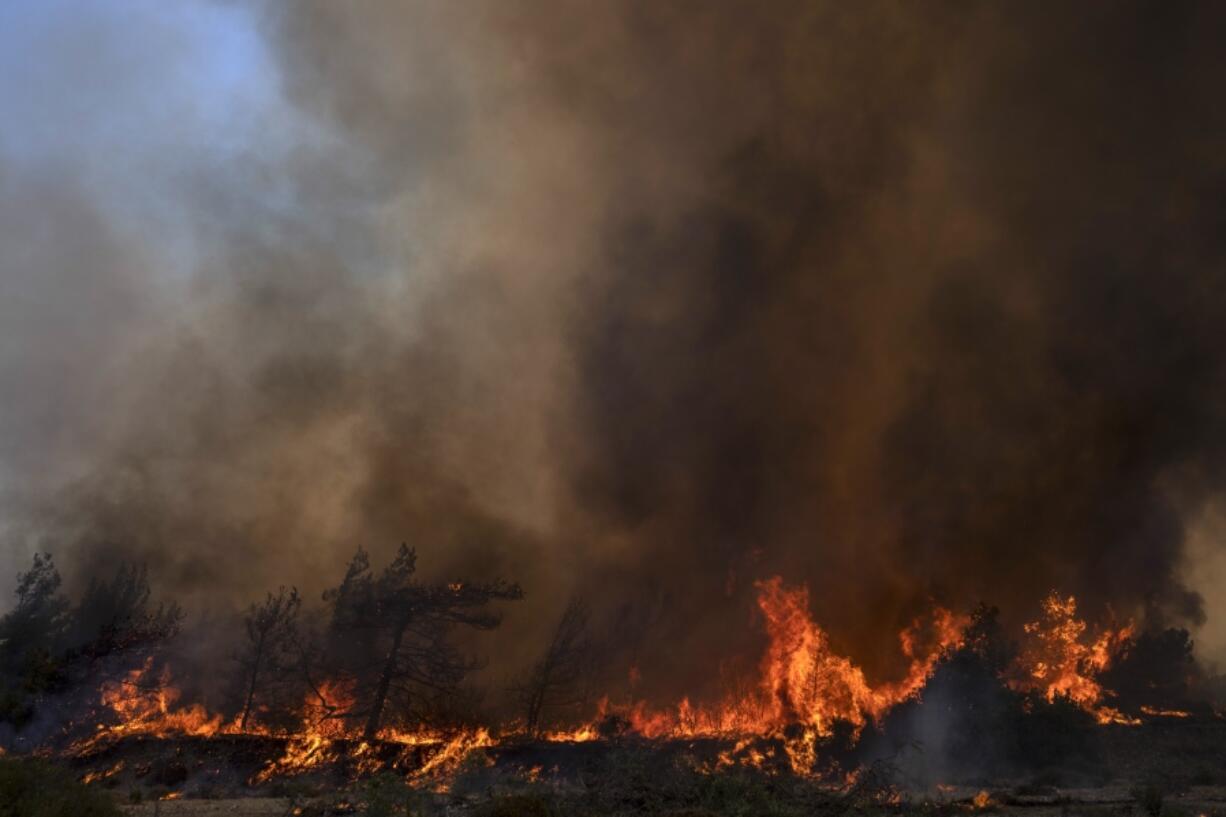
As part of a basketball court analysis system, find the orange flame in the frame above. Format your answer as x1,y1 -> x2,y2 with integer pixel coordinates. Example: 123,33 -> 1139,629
67,580 -> 1145,788
70,658 -> 231,757
1011,591 -> 1135,723
584,576 -> 967,776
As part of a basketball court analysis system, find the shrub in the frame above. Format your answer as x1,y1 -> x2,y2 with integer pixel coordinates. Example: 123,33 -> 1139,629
0,688 -> 33,729
0,758 -> 120,817
482,793 -> 556,817
1132,783 -> 1164,817
364,772 -> 412,817
1013,693 -> 1099,772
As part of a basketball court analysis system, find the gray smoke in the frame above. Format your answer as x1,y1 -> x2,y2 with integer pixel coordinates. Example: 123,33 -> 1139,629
3,1 -> 1226,696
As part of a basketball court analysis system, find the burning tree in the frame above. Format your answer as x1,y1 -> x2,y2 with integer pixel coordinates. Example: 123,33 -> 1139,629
321,544 -> 522,740
0,554 -> 184,732
231,586 -> 301,730
1010,591 -> 1133,721
512,596 -> 592,735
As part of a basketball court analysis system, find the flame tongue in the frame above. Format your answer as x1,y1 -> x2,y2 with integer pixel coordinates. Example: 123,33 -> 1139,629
69,658 -> 227,756
1011,591 -> 1135,723
608,577 -> 967,757
756,576 -> 877,733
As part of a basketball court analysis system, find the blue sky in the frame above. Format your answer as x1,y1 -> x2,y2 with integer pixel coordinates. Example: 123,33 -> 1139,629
0,0 -> 304,275
0,0 -> 274,162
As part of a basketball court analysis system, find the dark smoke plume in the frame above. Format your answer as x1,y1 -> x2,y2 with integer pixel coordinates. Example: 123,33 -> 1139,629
4,1 -> 1226,696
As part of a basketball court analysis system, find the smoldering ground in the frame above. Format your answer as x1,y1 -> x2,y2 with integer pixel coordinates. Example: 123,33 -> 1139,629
3,1 -> 1226,701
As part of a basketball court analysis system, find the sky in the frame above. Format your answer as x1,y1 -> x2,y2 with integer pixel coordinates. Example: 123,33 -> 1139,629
0,0 -> 294,564
0,0 -> 309,273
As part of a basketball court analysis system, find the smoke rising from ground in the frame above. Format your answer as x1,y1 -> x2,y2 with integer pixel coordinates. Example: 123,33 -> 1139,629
3,1 -> 1226,694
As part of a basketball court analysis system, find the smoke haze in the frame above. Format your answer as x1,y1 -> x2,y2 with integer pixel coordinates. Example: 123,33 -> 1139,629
4,1 -> 1226,695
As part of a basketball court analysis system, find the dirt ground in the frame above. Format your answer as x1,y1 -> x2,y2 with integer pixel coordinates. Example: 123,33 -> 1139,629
115,786 -> 1226,817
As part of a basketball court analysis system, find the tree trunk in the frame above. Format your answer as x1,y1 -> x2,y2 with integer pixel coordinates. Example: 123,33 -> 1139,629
526,683 -> 544,735
525,653 -> 555,735
239,634 -> 266,731
363,616 -> 408,741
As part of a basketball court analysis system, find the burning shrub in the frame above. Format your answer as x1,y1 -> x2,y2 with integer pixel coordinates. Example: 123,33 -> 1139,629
867,606 -> 1019,781
0,552 -> 191,750
1009,592 -> 1135,723
866,604 -> 1104,784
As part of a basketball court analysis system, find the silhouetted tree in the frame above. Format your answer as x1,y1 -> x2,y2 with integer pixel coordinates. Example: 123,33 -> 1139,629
1100,628 -> 1200,713
324,544 -> 522,740
69,563 -> 183,660
961,602 -> 1015,674
0,554 -> 69,673
232,586 -> 301,730
0,555 -> 184,731
0,554 -> 71,716
1013,690 -> 1100,773
512,596 -> 592,735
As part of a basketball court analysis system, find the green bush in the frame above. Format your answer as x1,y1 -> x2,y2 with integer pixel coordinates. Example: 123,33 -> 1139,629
0,758 -> 120,817
364,772 -> 412,817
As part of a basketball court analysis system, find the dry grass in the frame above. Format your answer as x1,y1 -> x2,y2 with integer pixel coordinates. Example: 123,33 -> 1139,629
121,800 -> 292,817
